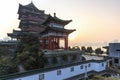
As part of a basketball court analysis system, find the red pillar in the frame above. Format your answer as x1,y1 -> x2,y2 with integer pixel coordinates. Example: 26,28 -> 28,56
54,37 -> 58,49
49,36 -> 52,50
42,38 -> 45,49
53,37 -> 55,50
57,37 -> 59,49
54,37 -> 56,49
65,35 -> 68,50
49,36 -> 53,50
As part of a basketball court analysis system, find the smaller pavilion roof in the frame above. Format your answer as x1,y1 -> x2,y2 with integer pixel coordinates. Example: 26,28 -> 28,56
7,30 -> 22,38
41,26 -> 76,34
42,14 -> 72,26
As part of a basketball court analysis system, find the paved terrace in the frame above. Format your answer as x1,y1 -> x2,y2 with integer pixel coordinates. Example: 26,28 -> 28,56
44,50 -> 106,61
83,54 -> 105,60
44,50 -> 82,57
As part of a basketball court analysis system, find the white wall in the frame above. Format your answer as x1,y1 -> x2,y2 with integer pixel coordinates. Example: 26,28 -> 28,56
14,61 -> 107,80
91,62 -> 107,72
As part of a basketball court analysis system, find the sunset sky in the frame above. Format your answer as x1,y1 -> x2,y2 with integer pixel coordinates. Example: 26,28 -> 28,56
0,0 -> 120,47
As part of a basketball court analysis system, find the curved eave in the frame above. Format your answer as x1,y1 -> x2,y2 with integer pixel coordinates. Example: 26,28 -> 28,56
7,33 -> 12,37
8,31 -> 40,38
18,3 -> 44,14
50,27 -> 76,34
42,15 -> 72,25
41,27 -> 76,34
7,33 -> 18,38
53,16 -> 72,25
7,30 -> 21,38
67,29 -> 76,34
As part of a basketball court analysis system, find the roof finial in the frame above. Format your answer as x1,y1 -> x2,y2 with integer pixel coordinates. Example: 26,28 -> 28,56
31,0 -> 33,4
54,13 -> 56,17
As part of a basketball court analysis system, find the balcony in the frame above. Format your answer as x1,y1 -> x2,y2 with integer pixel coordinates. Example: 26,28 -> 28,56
42,33 -> 67,37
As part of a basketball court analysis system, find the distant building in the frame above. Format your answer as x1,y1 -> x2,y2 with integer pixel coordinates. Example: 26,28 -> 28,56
109,43 -> 120,66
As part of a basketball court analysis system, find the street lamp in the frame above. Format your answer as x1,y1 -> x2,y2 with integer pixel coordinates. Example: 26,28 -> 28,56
84,65 -> 88,80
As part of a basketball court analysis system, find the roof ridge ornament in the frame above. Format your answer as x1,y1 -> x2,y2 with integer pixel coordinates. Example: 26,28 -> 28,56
54,13 -> 56,17
31,1 -> 33,4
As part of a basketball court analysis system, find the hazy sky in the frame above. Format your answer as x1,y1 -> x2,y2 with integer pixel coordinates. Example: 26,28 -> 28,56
0,0 -> 120,46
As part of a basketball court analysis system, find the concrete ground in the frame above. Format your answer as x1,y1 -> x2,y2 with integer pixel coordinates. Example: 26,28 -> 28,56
82,54 -> 104,60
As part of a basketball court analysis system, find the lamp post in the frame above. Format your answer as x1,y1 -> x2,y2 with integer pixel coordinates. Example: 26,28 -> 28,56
84,65 -> 88,80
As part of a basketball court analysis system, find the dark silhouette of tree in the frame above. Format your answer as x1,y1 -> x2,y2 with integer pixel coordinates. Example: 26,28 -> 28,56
0,47 -> 18,75
15,33 -> 45,70
86,47 -> 93,55
0,56 -> 18,76
0,47 -> 10,56
68,46 -> 72,50
72,46 -> 80,50
81,46 -> 86,53
95,48 -> 102,55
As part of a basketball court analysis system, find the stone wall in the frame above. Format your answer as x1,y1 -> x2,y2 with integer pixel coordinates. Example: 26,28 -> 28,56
44,50 -> 82,67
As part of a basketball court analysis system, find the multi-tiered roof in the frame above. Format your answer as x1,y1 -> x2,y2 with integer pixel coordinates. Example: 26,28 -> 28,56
8,2 -> 75,50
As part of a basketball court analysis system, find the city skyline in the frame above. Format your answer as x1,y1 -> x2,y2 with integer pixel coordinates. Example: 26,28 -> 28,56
0,0 -> 120,46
